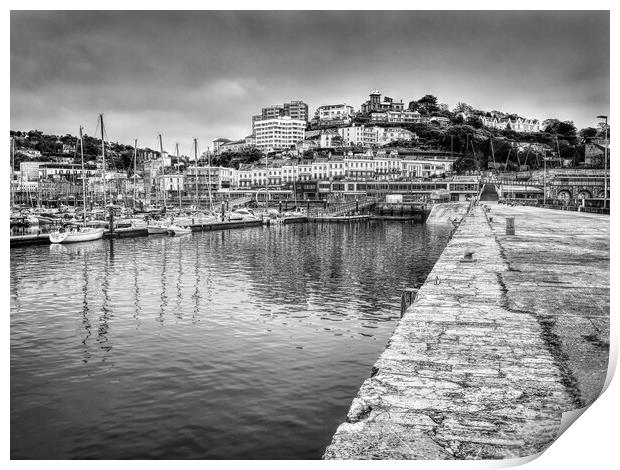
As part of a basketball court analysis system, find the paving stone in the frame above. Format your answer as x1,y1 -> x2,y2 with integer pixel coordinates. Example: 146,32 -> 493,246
324,204 -> 609,459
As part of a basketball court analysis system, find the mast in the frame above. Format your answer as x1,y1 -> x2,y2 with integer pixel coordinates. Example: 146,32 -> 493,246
490,137 -> 496,171
194,138 -> 199,210
159,133 -> 167,210
293,168 -> 298,209
11,137 -> 15,207
264,152 -> 268,209
176,143 -> 181,210
543,150 -> 547,205
133,139 -> 138,211
80,126 -> 87,226
207,149 -> 213,212
99,114 -> 107,209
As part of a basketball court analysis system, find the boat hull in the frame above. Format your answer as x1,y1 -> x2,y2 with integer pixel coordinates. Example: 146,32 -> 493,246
49,228 -> 105,244
167,225 -> 192,236
147,226 -> 169,235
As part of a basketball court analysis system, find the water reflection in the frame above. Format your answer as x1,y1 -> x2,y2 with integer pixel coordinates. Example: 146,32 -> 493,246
11,221 -> 451,459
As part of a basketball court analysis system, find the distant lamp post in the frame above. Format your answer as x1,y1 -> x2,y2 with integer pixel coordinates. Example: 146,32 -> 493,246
596,115 -> 609,209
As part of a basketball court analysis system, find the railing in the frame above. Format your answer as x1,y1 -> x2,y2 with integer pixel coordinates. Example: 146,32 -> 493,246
310,197 -> 377,217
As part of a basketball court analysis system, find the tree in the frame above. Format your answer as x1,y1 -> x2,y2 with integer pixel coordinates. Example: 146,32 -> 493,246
579,127 -> 598,140
417,94 -> 439,115
466,116 -> 483,129
542,119 -> 577,141
453,102 -> 474,115
408,100 -> 419,112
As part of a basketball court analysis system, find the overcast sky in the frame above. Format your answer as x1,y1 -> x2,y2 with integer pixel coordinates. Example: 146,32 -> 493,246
11,10 -> 609,154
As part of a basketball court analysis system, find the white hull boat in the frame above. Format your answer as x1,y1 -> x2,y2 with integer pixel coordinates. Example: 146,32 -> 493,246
49,227 -> 105,244
167,225 -> 192,236
147,224 -> 169,235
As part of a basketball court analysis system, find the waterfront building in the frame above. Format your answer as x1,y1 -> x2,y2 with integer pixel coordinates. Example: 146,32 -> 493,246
19,161 -> 42,181
19,161 -> 98,181
159,173 -> 185,194
254,116 -> 306,152
360,90 -> 405,114
185,165 -> 233,193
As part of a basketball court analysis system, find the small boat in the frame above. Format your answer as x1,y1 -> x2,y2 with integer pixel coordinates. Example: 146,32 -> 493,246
36,214 -> 62,225
227,208 -> 258,221
24,214 -> 39,226
167,225 -> 192,236
147,220 -> 170,235
49,225 -> 105,244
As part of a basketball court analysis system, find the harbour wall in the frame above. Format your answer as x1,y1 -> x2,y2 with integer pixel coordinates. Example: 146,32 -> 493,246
324,203 -> 609,459
425,201 -> 472,224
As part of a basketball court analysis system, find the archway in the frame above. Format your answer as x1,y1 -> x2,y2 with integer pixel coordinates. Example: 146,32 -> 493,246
557,189 -> 572,202
577,190 -> 592,200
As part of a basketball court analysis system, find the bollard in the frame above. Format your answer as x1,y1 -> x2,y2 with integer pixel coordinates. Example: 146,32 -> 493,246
460,249 -> 476,263
506,217 -> 515,235
400,287 -> 419,318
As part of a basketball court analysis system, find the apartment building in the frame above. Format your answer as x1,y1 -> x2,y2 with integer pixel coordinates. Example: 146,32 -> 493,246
283,101 -> 309,122
254,116 -> 306,152
252,100 -> 309,133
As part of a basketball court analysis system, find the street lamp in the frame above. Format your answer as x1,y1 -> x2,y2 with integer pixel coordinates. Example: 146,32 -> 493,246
596,115 -> 608,209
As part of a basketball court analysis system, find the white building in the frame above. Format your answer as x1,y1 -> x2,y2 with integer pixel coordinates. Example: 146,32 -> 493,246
377,128 -> 417,146
254,116 -> 306,152
314,104 -> 355,125
370,111 -> 427,125
337,124 -> 379,147
303,129 -> 344,148
481,115 -> 541,133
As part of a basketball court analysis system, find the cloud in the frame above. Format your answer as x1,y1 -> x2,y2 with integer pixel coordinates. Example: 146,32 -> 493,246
10,11 -> 609,146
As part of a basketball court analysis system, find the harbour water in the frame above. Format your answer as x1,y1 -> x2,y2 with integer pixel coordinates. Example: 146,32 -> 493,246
10,221 -> 451,459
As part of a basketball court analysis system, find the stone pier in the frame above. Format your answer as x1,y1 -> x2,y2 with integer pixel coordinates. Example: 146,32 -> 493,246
324,204 -> 609,460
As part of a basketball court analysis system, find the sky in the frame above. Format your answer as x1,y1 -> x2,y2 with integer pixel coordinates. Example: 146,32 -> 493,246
11,10 -> 609,154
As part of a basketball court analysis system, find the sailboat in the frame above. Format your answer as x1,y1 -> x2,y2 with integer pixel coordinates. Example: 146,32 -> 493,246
147,219 -> 171,235
49,126 -> 105,244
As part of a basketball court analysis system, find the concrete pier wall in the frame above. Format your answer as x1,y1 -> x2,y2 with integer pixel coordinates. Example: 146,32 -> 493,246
426,202 -> 471,224
324,204 -> 609,460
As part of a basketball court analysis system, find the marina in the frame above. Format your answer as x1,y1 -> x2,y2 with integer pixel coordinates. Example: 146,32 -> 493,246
9,9 -> 611,462
10,220 -> 453,459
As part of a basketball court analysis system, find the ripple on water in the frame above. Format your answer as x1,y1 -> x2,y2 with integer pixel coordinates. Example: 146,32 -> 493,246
11,222 -> 451,459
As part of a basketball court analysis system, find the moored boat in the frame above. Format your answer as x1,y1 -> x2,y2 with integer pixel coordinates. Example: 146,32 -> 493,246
147,220 -> 170,234
49,225 -> 105,244
166,225 -> 192,236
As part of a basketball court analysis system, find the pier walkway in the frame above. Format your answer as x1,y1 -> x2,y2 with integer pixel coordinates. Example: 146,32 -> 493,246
324,204 -> 609,459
